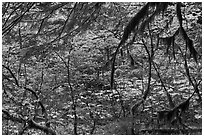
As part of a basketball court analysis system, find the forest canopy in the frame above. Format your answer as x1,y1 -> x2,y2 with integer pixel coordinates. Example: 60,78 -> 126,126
2,2 -> 202,135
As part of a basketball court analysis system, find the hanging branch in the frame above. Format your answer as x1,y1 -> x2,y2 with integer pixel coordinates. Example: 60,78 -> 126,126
110,3 -> 151,89
66,50 -> 78,135
180,27 -> 198,63
3,3 -> 35,36
39,67 -> 44,92
159,28 -> 180,59
176,2 -> 198,63
2,3 -> 10,18
27,119 -> 56,135
55,49 -> 78,135
2,110 -> 25,123
3,84 -> 23,106
110,2 -> 171,89
2,3 -> 23,28
23,87 -> 46,114
152,62 -> 175,108
141,38 -> 152,100
3,64 -> 48,122
2,110 -> 56,135
57,3 -> 78,38
177,44 -> 202,102
36,10 -> 54,35
3,65 -> 19,87
140,3 -> 169,32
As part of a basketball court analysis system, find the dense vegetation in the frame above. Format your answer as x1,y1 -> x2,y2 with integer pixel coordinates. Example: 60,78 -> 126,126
2,2 -> 202,135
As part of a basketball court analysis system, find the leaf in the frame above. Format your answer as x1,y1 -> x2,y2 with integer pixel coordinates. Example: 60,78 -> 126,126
180,27 -> 198,63
140,3 -> 169,31
176,2 -> 183,27
157,110 -> 169,120
166,109 -> 176,122
177,99 -> 190,112
171,36 -> 176,60
195,114 -> 202,119
121,3 -> 150,45
120,49 -> 123,57
129,54 -> 135,67
187,39 -> 198,63
160,36 -> 173,54
180,27 -> 188,39
166,37 -> 173,54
